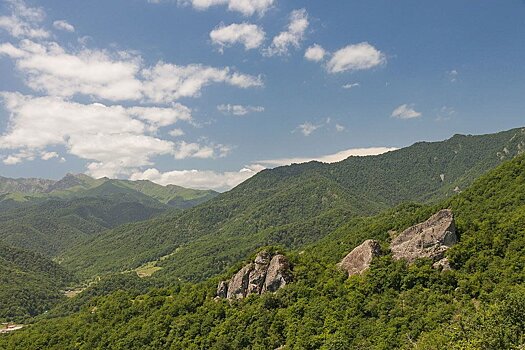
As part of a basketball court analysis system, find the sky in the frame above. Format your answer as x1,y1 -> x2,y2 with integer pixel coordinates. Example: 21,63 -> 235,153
1,0 -> 525,191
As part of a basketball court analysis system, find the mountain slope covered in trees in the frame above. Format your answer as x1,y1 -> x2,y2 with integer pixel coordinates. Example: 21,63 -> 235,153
0,241 -> 75,322
2,140 -> 524,349
61,127 -> 525,281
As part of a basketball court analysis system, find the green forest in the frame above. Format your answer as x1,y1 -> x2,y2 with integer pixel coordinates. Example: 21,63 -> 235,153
0,130 -> 524,349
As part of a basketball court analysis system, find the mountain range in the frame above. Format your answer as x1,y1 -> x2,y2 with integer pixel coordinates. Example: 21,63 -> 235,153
1,127 -> 524,349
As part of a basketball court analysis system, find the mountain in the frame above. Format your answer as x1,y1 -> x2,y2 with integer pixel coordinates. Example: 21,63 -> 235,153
0,241 -> 75,322
60,127 -> 525,281
3,139 -> 525,349
0,174 -> 218,257
0,173 -> 218,209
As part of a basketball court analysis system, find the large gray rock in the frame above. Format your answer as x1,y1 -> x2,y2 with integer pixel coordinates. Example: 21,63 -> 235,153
338,239 -> 381,276
262,254 -> 292,293
247,251 -> 271,295
217,251 -> 292,299
390,209 -> 457,263
226,264 -> 253,299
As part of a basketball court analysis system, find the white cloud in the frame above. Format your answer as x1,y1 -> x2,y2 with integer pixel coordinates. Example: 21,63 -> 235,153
141,62 -> 263,103
130,164 -> 264,191
258,147 -> 397,167
210,23 -> 265,51
217,103 -> 264,116
391,104 -> 422,119
0,39 -> 263,103
0,39 -> 143,101
41,151 -> 58,160
295,121 -> 322,136
180,0 -> 275,16
342,82 -> 360,90
128,104 -> 192,129
326,42 -> 385,73
335,124 -> 345,132
0,0 -> 50,39
304,44 -> 325,62
0,93 -> 225,177
169,128 -> 185,137
52,20 -> 75,32
264,9 -> 308,57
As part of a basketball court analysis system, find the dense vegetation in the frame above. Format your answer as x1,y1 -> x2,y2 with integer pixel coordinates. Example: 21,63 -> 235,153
61,128 -> 525,281
0,174 -> 218,321
2,147 -> 524,349
0,196 -> 168,257
0,241 -> 75,322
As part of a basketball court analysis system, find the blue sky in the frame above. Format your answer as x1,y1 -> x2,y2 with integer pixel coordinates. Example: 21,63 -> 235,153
1,0 -> 525,190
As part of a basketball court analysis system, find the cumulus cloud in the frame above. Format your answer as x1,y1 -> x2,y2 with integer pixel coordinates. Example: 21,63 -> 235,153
210,23 -> 265,51
41,151 -> 58,160
180,0 -> 275,16
391,104 -> 422,119
130,164 -> 265,191
264,9 -> 308,56
0,0 -> 50,39
168,128 -> 185,137
217,103 -> 264,116
304,44 -> 325,62
0,39 -> 143,101
326,42 -> 385,73
141,62 -> 263,103
52,20 -> 75,32
258,147 -> 397,167
0,39 -> 263,103
0,92 -> 225,177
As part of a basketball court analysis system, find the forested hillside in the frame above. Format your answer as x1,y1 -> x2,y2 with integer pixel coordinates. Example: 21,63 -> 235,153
2,143 -> 524,349
0,173 -> 218,208
61,128 -> 525,281
0,241 -> 75,322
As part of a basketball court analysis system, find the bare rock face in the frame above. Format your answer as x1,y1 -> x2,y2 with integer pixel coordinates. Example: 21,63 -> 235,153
390,209 -> 457,264
226,264 -> 254,299
216,251 -> 292,300
262,254 -> 292,293
247,251 -> 271,295
338,239 -> 382,276
216,281 -> 229,298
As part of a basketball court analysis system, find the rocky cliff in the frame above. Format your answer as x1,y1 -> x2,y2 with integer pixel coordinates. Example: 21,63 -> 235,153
217,252 -> 292,300
390,209 -> 457,264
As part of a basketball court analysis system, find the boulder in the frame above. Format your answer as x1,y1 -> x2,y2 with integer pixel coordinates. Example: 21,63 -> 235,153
247,251 -> 271,295
226,264 -> 253,299
338,239 -> 381,276
262,254 -> 292,293
217,251 -> 292,299
390,209 -> 457,263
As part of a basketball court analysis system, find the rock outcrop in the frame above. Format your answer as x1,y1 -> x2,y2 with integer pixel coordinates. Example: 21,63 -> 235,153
217,252 -> 292,300
390,209 -> 457,264
338,239 -> 381,276
262,254 -> 292,293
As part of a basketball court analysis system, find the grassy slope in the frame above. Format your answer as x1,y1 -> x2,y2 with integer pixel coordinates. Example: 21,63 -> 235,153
61,127 -> 525,281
